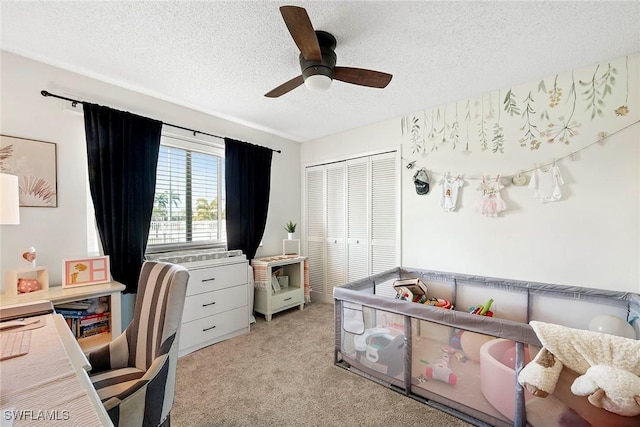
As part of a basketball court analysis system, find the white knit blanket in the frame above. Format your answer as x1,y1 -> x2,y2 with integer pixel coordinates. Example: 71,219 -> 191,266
530,320 -> 640,375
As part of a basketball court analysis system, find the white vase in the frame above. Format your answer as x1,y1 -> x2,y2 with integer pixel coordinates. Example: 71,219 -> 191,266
287,232 -> 294,240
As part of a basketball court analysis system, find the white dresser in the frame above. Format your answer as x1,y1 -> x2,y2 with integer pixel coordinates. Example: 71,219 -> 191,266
174,255 -> 249,357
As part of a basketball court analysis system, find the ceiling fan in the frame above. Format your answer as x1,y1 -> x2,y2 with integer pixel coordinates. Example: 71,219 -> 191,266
264,5 -> 393,98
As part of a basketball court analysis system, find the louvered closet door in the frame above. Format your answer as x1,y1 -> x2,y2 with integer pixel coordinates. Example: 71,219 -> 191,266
370,152 -> 399,274
346,158 -> 369,283
325,162 -> 346,300
305,166 -> 326,301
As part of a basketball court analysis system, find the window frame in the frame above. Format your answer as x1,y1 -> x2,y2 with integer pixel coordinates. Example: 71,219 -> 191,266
145,132 -> 226,254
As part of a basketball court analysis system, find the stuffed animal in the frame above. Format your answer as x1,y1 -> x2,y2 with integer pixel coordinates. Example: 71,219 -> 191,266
518,321 -> 640,417
571,365 -> 640,416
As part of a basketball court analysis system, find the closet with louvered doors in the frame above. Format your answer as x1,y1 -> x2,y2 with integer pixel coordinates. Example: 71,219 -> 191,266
304,151 -> 400,303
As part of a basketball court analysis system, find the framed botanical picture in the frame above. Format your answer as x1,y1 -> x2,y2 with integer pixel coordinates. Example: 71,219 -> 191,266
62,256 -> 111,288
0,134 -> 58,207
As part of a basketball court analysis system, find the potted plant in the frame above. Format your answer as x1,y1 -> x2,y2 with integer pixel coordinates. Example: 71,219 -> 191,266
284,220 -> 297,239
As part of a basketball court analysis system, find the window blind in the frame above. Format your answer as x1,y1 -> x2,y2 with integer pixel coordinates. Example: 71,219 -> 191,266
148,135 -> 226,251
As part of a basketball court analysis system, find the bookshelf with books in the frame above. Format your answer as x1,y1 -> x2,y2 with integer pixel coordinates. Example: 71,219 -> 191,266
56,301 -> 112,340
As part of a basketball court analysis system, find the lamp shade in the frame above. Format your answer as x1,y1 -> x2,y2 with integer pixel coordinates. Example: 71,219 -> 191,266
0,173 -> 20,224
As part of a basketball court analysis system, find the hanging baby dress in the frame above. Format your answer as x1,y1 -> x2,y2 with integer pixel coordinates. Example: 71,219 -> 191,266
528,164 -> 564,202
475,176 -> 506,217
439,174 -> 464,212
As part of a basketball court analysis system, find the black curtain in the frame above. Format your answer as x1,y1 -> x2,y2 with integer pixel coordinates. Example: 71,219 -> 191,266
83,103 -> 162,293
225,138 -> 273,260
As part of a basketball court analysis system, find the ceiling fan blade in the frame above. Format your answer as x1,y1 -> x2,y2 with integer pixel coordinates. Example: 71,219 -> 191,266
264,75 -> 305,98
334,67 -> 393,88
279,6 -> 321,61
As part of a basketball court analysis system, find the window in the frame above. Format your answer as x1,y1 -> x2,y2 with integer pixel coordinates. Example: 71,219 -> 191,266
147,134 -> 226,252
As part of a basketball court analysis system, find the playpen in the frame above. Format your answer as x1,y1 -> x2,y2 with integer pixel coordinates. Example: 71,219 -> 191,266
333,267 -> 640,427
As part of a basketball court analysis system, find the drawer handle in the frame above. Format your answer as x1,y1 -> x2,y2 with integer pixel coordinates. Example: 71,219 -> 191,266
203,325 -> 217,332
284,297 -> 292,301
201,277 -> 216,282
202,301 -> 216,307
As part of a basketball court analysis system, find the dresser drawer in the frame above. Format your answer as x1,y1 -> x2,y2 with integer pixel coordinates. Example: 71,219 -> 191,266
187,262 -> 247,296
271,288 -> 303,312
182,285 -> 247,323
179,306 -> 248,350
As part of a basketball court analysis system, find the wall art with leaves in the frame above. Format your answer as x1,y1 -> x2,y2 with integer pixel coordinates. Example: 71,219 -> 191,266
0,135 -> 58,207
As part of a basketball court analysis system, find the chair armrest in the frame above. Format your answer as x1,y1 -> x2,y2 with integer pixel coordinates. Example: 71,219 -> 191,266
87,332 -> 129,373
101,353 -> 169,412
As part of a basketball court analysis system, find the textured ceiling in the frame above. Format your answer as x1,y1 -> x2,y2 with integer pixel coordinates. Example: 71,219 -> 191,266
1,1 -> 639,142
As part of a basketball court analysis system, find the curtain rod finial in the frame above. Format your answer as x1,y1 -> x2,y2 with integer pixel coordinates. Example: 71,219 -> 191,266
41,90 -> 50,97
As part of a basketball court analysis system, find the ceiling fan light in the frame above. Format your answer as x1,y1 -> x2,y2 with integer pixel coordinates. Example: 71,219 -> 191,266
304,74 -> 332,92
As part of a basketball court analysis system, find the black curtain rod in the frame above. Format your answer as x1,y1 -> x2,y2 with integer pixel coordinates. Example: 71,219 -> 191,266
40,90 -> 282,154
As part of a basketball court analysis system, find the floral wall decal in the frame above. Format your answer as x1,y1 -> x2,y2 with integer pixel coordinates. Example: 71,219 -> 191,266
400,53 -> 638,158
541,71 -> 581,145
503,89 -> 520,117
450,102 -> 461,150
492,90 -> 505,153
615,56 -> 630,117
464,100 -> 472,153
478,96 -> 489,151
520,91 -> 540,150
580,63 -> 616,119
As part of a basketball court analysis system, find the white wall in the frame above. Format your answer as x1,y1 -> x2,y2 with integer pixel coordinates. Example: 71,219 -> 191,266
302,53 -> 640,294
0,52 -> 301,323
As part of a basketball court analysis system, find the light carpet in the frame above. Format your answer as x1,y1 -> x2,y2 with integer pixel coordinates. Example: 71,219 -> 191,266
172,302 -> 472,426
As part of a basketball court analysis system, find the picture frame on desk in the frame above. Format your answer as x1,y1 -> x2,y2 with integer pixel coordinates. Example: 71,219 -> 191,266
62,256 -> 111,288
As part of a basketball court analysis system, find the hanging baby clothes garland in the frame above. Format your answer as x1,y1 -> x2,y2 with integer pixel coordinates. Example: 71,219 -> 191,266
475,175 -> 506,217
439,174 -> 465,212
529,163 -> 564,203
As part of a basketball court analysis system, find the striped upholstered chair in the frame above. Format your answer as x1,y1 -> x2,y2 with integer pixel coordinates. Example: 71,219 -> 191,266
87,261 -> 189,427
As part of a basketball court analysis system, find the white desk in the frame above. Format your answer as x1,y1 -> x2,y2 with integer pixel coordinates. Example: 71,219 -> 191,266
0,313 -> 113,426
0,282 -> 125,352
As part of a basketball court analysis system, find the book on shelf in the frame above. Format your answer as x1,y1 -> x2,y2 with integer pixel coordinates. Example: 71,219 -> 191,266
55,300 -> 92,310
77,319 -> 110,338
55,308 -> 91,318
79,323 -> 110,339
79,312 -> 110,326
55,299 -> 110,318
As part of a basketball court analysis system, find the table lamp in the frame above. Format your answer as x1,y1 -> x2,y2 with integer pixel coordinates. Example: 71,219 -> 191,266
1,173 -> 20,224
